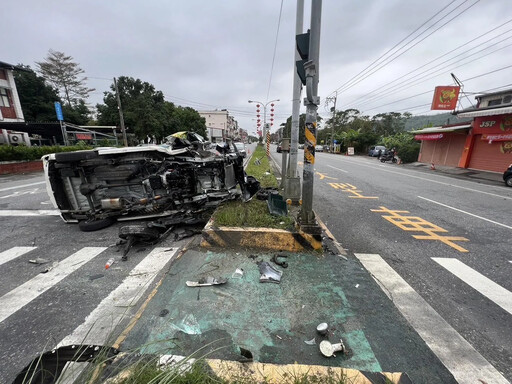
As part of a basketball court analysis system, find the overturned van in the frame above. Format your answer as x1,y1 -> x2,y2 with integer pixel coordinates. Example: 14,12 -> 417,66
43,138 -> 256,231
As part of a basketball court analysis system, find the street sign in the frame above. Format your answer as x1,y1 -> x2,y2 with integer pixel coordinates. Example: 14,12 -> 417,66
54,102 -> 64,121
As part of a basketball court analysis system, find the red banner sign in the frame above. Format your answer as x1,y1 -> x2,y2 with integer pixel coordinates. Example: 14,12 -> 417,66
481,133 -> 512,142
415,133 -> 444,141
431,86 -> 460,110
76,133 -> 92,140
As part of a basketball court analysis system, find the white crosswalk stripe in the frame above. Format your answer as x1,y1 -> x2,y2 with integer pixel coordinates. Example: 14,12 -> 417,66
58,247 -> 179,347
355,253 -> 509,384
433,257 -> 512,316
0,247 -> 107,323
0,246 -> 37,266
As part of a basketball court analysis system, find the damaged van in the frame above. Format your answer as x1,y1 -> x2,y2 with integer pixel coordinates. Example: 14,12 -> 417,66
43,137 -> 257,231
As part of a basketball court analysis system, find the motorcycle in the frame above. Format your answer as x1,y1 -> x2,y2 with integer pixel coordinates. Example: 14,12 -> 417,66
379,150 -> 397,163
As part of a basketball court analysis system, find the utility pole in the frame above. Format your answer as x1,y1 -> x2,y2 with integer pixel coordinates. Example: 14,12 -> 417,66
284,0 -> 304,204
326,91 -> 337,153
299,0 -> 322,235
113,77 -> 128,147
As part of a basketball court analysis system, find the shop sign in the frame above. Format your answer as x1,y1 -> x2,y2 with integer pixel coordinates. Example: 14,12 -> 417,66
431,86 -> 460,110
482,133 -> 512,142
415,133 -> 444,140
76,133 -> 92,140
474,115 -> 512,134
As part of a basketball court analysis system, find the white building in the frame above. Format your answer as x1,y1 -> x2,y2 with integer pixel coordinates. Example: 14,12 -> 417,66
0,61 -> 25,123
199,109 -> 240,142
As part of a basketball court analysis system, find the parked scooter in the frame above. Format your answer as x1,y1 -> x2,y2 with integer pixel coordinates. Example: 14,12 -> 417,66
379,149 -> 397,163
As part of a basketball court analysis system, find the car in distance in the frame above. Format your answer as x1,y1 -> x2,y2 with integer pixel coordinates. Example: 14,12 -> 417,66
298,143 -> 304,149
504,164 -> 512,187
315,145 -> 324,152
234,142 -> 246,157
368,145 -> 386,157
277,143 -> 282,153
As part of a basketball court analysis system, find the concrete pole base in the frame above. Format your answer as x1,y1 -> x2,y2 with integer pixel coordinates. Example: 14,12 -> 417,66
284,176 -> 301,204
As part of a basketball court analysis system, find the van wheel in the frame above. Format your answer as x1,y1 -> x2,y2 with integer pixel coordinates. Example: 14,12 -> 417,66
78,216 -> 116,232
506,176 -> 512,187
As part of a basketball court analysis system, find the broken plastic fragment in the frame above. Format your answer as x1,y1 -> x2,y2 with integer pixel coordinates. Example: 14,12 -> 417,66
258,261 -> 283,284
231,268 -> 244,279
186,276 -> 227,287
316,322 -> 328,335
319,339 -> 345,357
304,338 -> 316,345
28,258 -> 49,265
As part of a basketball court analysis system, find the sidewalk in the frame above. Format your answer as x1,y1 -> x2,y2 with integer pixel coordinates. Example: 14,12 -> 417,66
401,161 -> 504,185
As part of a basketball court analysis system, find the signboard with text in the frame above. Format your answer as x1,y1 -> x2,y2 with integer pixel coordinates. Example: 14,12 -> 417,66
431,86 -> 460,110
54,101 -> 64,121
414,133 -> 444,141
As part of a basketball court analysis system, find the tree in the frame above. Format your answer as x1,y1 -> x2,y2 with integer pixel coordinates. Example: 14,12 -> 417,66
13,65 -> 60,121
371,112 -> 411,136
96,76 -> 207,142
36,49 -> 94,107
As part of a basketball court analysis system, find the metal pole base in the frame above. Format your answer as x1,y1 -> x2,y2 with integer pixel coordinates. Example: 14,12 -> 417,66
298,209 -> 322,235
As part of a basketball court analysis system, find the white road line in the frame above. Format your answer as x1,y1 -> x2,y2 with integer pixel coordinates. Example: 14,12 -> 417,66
0,247 -> 107,324
0,246 -> 37,267
330,157 -> 512,200
433,258 -> 512,316
326,164 -> 349,173
0,181 -> 46,192
355,253 -> 509,384
418,196 -> 512,230
58,247 -> 179,347
0,210 -> 60,216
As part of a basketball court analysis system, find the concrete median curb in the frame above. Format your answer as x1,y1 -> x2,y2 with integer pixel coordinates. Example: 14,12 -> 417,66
201,217 -> 323,251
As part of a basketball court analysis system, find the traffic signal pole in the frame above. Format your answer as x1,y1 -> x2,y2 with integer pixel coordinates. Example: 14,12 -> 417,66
283,0 -> 304,204
299,0 -> 322,235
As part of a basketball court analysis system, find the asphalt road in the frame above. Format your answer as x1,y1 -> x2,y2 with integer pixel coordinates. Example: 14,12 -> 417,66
0,172 -> 189,383
270,145 -> 512,382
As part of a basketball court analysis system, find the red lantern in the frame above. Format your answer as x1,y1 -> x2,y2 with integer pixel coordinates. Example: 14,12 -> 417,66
256,104 -> 260,108
271,103 -> 274,107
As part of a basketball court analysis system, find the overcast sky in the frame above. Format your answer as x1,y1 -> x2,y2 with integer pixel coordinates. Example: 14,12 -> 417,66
5,0 -> 512,134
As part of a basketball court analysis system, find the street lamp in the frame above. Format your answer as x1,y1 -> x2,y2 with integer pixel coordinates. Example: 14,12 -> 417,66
248,99 -> 279,156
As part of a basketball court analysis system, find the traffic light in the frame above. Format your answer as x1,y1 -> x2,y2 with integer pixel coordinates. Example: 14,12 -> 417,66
296,31 -> 310,85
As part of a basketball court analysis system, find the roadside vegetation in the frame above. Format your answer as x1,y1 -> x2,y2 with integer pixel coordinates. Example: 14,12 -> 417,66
0,143 -> 94,161
212,143 -> 295,230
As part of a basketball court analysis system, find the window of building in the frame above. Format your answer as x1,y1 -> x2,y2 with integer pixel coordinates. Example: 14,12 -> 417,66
0,70 -> 7,80
0,88 -> 10,107
503,95 -> 512,104
488,98 -> 502,106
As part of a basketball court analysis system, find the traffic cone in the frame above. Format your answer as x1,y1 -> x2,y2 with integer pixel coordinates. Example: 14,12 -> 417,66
430,162 -> 436,170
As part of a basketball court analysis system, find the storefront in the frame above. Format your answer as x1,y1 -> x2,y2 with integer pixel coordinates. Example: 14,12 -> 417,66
413,125 -> 470,167
466,114 -> 512,172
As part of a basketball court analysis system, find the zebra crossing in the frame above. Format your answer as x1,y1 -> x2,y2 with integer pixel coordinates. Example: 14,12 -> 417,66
355,253 -> 511,384
0,244 -> 179,383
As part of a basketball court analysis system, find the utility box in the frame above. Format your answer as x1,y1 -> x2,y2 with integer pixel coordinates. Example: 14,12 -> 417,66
281,138 -> 290,151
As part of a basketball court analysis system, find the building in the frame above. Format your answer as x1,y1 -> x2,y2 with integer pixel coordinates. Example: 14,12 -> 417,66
0,61 -> 25,123
198,109 -> 240,142
413,88 -> 512,172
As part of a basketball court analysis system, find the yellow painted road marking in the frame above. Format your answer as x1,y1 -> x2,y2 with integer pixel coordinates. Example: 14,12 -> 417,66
371,206 -> 469,252
315,172 -> 337,180
328,183 -> 378,199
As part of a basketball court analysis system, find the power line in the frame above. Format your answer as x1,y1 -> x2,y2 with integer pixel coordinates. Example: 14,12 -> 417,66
327,0 -> 471,97
359,64 -> 512,115
266,0 -> 284,102
335,0 -> 481,96
347,36 -> 512,110
342,20 -> 512,108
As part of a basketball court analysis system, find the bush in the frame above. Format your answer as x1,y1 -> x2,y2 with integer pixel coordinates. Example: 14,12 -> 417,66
0,144 -> 94,162
381,133 -> 420,163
